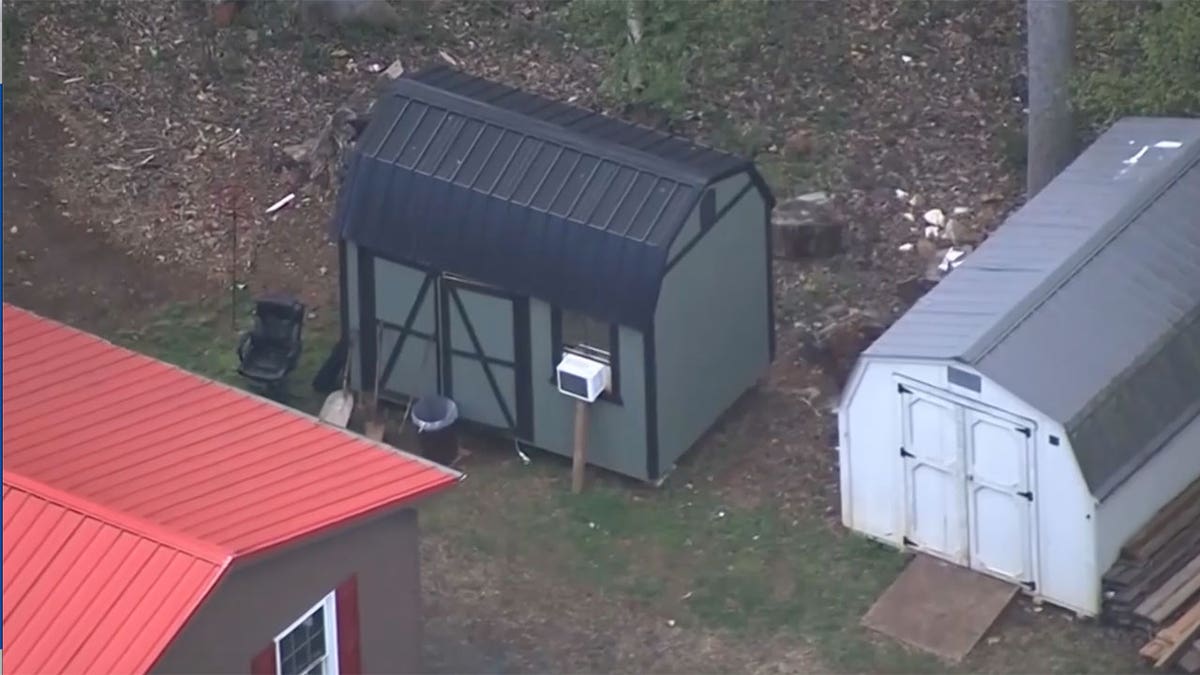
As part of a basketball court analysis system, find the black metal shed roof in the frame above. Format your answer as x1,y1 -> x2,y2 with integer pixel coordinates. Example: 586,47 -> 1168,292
334,65 -> 772,330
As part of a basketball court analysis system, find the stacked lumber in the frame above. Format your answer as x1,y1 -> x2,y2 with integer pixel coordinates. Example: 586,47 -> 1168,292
1103,479 -> 1200,671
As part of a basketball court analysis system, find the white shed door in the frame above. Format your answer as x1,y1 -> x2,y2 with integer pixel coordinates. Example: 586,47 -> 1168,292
965,409 -> 1034,583
900,389 -> 968,564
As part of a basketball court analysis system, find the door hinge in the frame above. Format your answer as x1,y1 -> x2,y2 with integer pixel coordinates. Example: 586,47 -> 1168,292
1022,580 -> 1037,592
1017,427 -> 1032,438
902,536 -> 916,547
897,383 -> 911,394
1017,490 -> 1033,502
900,447 -> 914,458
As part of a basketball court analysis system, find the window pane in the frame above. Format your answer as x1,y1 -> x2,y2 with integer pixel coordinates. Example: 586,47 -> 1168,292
279,607 -> 328,675
562,311 -> 610,356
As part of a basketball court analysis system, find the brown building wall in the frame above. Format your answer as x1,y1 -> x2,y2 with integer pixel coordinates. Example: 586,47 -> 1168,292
153,508 -> 423,675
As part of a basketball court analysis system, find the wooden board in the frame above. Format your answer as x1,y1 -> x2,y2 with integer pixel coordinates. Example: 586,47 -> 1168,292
1124,480 -> 1200,561
862,554 -> 1018,663
1142,598 -> 1200,669
1166,603 -> 1200,666
1135,553 -> 1200,623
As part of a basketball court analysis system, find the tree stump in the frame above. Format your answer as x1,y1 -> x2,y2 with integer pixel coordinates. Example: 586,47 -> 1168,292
772,194 -> 844,259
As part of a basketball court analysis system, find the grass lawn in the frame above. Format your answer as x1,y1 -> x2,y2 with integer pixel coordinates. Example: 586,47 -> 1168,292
121,299 -> 1146,674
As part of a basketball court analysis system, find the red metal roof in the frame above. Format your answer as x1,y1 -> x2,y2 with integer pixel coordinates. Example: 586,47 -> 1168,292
2,303 -> 461,675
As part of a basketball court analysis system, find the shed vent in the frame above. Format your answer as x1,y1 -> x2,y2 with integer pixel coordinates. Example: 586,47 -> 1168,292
947,366 -> 982,392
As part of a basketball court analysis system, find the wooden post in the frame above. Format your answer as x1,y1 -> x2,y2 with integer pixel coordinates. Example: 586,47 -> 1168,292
571,400 -> 591,494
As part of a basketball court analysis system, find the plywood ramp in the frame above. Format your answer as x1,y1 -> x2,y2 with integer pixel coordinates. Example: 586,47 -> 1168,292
862,554 -> 1018,662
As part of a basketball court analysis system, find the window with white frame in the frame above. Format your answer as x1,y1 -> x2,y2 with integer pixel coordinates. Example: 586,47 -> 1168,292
275,591 -> 339,675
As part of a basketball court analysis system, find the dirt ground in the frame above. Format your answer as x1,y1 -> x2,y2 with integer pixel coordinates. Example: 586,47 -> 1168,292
2,1 -> 1148,673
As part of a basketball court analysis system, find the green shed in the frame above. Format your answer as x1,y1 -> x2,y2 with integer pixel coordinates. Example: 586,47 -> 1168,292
333,66 -> 776,483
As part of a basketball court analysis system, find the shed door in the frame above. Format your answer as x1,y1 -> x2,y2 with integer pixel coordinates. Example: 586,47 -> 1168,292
965,409 -> 1034,584
374,263 -> 439,402
439,276 -> 532,439
900,386 -> 968,564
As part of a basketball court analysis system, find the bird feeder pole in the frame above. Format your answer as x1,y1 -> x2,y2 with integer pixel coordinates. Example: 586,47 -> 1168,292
219,184 -> 243,332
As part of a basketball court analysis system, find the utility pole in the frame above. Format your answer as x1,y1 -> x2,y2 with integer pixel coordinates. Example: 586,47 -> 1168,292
1026,0 -> 1077,199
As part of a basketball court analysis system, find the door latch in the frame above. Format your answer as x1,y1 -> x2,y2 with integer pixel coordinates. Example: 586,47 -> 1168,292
1017,490 -> 1033,501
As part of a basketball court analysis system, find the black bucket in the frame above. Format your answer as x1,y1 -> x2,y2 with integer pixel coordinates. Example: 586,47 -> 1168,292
411,396 -> 460,466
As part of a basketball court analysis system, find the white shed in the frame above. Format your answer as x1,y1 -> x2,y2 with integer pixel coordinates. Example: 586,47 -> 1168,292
837,117 -> 1200,617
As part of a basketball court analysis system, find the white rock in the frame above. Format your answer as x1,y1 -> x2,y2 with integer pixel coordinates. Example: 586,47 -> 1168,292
944,218 -> 960,243
894,188 -> 909,200
944,248 -> 968,264
953,206 -> 971,215
923,225 -> 941,239
923,208 -> 946,227
898,242 -> 914,252
383,59 -> 405,80
902,212 -> 915,222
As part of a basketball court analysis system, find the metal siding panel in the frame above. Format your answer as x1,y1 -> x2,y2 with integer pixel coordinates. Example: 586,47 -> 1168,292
356,96 -> 405,157
88,424 -> 348,513
376,101 -> 426,162
416,113 -> 465,175
531,149 -> 579,211
26,399 -> 272,481
608,172 -> 659,237
510,143 -> 558,205
588,166 -> 638,227
549,154 -> 599,217
491,137 -> 540,199
433,118 -> 485,180
458,125 -> 507,187
649,186 -> 698,247
569,160 -> 619,222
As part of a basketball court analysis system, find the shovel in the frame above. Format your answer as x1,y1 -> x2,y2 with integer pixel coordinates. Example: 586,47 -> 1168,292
318,339 -> 354,428
364,323 -> 386,441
